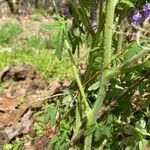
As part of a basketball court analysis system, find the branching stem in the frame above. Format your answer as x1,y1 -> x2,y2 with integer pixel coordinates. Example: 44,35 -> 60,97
84,0 -> 118,149
65,41 -> 92,117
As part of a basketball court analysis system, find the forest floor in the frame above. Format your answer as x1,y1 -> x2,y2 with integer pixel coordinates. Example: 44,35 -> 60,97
0,14 -> 73,150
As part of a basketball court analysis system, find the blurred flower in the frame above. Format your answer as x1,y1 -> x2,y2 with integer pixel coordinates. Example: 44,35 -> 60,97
63,7 -> 72,19
143,3 -> 150,19
132,12 -> 143,25
56,1 -> 64,7
132,3 -> 150,26
91,20 -> 98,33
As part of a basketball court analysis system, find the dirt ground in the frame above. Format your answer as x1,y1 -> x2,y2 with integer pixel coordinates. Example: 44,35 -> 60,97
0,63 -> 71,149
0,14 -> 52,33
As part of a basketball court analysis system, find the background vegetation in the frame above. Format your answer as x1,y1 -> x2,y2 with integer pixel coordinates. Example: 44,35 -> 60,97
0,0 -> 149,150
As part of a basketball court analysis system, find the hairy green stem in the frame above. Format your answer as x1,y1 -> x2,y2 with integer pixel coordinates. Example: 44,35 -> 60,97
116,10 -> 127,52
83,37 -> 97,87
65,41 -> 91,117
75,96 -> 82,132
103,0 -> 118,67
117,27 -> 124,52
83,1 -> 104,87
98,138 -> 108,150
94,0 -> 119,124
84,1 -> 118,149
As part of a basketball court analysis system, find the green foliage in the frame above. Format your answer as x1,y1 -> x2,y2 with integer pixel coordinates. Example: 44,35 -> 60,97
34,122 -> 45,136
3,144 -> 13,150
119,0 -> 135,8
0,49 -> 73,81
50,110 -> 74,150
1,0 -> 150,149
43,22 -> 62,30
32,12 -> 43,21
43,15 -> 68,60
124,42 -> 143,61
26,36 -> 46,49
85,124 -> 97,136
3,138 -> 22,150
46,0 -> 150,149
0,23 -> 22,45
44,104 -> 57,126
121,125 -> 150,150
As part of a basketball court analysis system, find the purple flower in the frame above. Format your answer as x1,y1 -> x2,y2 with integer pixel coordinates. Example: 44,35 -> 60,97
143,3 -> 150,19
131,3 -> 150,26
132,12 -> 143,25
91,20 -> 98,33
63,7 -> 72,19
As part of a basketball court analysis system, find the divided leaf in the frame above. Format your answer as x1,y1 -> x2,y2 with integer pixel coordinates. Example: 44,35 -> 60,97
124,42 -> 143,61
55,27 -> 65,60
44,104 -> 57,126
85,123 -> 97,136
88,81 -> 100,91
43,22 -> 61,30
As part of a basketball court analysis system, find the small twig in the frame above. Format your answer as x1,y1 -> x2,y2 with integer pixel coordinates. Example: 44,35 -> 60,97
98,138 -> 108,150
65,40 -> 92,116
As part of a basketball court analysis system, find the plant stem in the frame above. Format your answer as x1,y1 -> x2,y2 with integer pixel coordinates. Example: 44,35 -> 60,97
75,96 -> 82,132
94,0 -> 119,124
83,1 -> 104,87
84,0 -> 118,149
98,138 -> 108,150
65,41 -> 91,117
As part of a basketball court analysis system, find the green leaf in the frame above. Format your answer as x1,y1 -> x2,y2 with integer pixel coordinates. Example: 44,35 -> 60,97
44,104 -> 57,126
136,128 -> 150,136
67,32 -> 82,54
3,144 -> 13,150
94,123 -> 112,142
139,139 -> 149,150
124,42 -> 143,61
121,136 -> 137,146
34,122 -> 44,136
88,81 -> 100,91
43,22 -> 61,30
85,123 -> 97,136
60,120 -> 72,133
12,137 -> 22,150
135,119 -> 146,129
125,125 -> 137,135
50,105 -> 57,126
62,94 -> 72,105
55,27 -> 65,60
120,0 -> 135,8
70,1 -> 94,35
92,56 -> 103,69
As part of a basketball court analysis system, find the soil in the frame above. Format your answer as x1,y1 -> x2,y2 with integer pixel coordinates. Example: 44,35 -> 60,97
0,63 -> 70,149
0,63 -> 48,94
